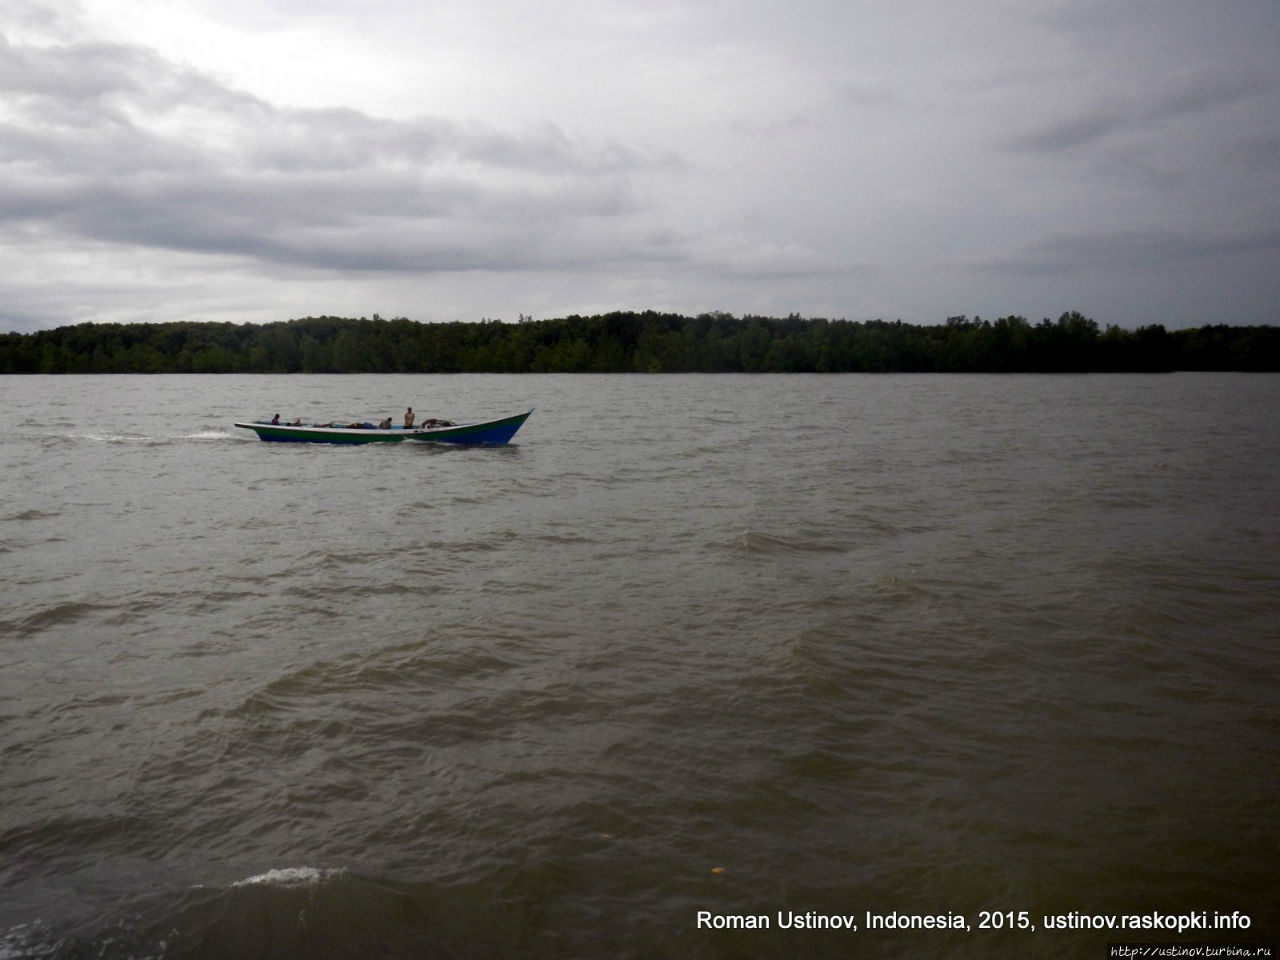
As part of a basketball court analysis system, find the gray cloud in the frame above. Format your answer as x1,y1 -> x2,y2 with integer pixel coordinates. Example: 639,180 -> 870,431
1149,71 -> 1274,122
0,30 -> 677,281
1010,110 -> 1128,153
1009,71 -> 1276,154
963,226 -> 1280,276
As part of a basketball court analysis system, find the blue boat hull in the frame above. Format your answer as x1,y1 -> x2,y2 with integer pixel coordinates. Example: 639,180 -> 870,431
235,410 -> 532,445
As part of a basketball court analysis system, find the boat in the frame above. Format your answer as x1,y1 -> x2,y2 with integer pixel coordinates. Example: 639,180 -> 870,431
234,410 -> 532,445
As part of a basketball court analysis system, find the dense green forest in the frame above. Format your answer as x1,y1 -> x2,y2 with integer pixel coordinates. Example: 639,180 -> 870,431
2,311 -> 1277,373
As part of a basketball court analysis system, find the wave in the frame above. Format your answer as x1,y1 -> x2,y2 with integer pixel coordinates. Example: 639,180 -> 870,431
0,920 -> 58,960
14,601 -> 114,634
7,868 -> 447,960
230,866 -> 346,888
1,510 -> 60,523
726,529 -> 847,554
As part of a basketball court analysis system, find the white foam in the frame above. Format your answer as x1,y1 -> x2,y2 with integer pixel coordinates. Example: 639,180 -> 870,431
184,430 -> 235,440
231,866 -> 344,888
0,921 -> 56,959
72,433 -> 153,443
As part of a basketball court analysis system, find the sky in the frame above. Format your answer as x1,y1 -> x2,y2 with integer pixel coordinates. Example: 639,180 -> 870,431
2,0 -> 1278,333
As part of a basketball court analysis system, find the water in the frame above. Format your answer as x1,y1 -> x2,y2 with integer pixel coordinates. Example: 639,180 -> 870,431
1,373 -> 1276,959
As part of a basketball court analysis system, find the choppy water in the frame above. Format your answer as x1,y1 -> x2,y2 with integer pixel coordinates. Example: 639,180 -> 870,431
1,373 -> 1276,959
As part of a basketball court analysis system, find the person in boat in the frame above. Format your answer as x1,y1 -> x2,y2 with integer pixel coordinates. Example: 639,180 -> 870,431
287,418 -> 303,426
271,413 -> 280,425
379,416 -> 392,429
404,407 -> 415,429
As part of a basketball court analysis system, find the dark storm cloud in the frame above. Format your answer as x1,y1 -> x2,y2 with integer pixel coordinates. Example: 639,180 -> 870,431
1009,70 -> 1276,154
964,226 -> 1280,276
0,31 -> 675,275
1010,110 -> 1127,153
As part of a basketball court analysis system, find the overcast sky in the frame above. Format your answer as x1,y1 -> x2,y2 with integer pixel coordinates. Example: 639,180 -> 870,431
3,0 -> 1278,333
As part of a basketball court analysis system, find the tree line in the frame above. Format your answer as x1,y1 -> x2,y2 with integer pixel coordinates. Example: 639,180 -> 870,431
2,311 -> 1277,374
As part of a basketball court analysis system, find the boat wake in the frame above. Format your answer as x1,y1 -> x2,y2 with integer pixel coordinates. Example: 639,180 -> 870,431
182,430 -> 241,441
67,432 -> 167,445
48,430 -> 246,446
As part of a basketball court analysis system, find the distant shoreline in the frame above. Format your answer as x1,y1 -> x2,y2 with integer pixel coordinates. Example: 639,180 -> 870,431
3,312 -> 1277,373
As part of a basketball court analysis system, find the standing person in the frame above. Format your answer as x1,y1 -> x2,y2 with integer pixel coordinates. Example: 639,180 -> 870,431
404,407 -> 415,429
